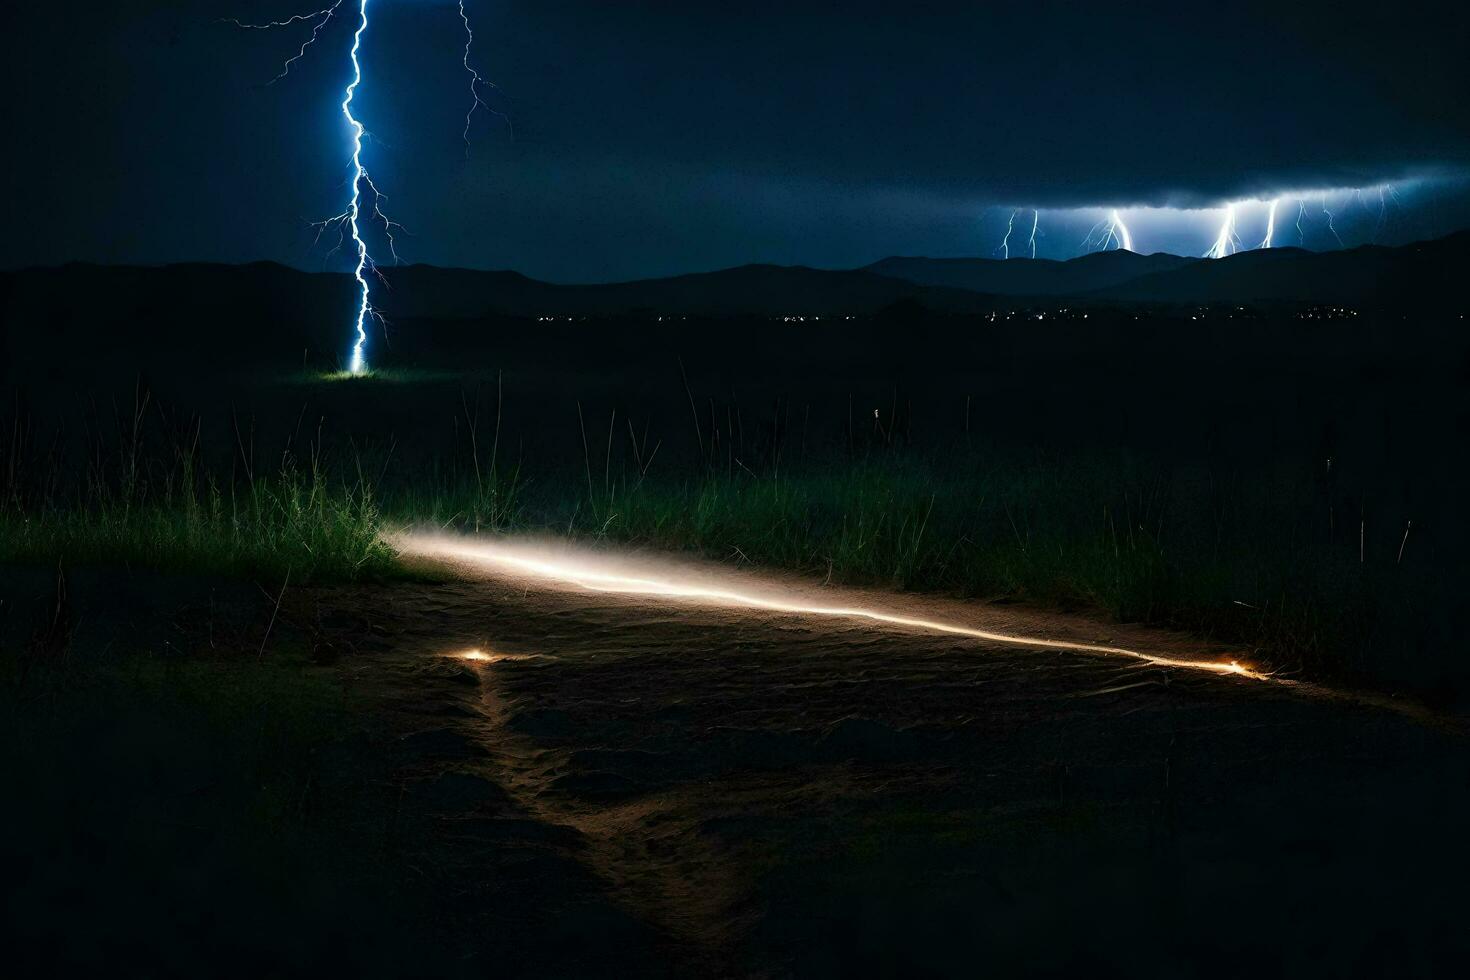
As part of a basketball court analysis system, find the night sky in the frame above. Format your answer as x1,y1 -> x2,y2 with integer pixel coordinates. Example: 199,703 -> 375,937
4,0 -> 1469,280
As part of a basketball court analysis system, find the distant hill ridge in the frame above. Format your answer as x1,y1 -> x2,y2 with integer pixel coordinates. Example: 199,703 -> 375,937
864,250 -> 1199,297
4,232 -> 1467,327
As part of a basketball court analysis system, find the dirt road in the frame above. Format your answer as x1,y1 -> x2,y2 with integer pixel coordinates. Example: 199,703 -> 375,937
300,537 -> 1470,978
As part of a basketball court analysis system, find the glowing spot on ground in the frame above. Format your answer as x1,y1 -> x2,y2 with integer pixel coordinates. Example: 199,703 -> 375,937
449,647 -> 537,664
400,534 -> 1267,681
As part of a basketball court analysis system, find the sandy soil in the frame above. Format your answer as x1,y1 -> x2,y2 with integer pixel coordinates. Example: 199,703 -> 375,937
296,539 -> 1470,978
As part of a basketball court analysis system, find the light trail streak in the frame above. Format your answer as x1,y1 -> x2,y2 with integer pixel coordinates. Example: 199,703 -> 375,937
398,535 -> 1266,680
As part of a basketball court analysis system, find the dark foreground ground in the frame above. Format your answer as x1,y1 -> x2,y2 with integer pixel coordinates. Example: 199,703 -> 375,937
10,545 -> 1462,977
3,263 -> 1469,974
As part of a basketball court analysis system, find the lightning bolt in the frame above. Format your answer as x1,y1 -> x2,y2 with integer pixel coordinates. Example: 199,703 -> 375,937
223,2 -> 345,85
458,1 -> 513,152
1320,193 -> 1344,248
458,1 -> 491,152
997,208 -> 1018,259
1296,199 -> 1307,245
1084,209 -> 1133,252
230,1 -> 402,374
1205,203 -> 1240,258
1110,209 -> 1133,251
1370,183 -> 1399,241
341,0 -> 376,374
1026,208 -> 1039,258
230,2 -> 514,373
1258,197 -> 1280,249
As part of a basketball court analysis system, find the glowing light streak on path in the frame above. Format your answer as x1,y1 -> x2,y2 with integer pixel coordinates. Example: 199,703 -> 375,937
399,536 -> 1267,680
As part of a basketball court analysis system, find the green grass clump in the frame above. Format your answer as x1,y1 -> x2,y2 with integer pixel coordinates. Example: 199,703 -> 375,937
1,387 -> 1454,691
0,457 -> 394,583
493,451 -> 1446,686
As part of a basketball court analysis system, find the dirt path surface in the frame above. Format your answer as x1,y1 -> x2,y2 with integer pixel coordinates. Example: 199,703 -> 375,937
298,541 -> 1470,978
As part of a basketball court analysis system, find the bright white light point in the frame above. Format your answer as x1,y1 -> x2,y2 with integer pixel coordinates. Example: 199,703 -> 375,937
398,535 -> 1269,681
450,646 -> 537,664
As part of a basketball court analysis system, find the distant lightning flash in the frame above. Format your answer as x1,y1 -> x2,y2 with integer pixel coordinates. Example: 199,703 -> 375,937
996,207 -> 1040,259
1258,197 -> 1280,249
458,1 -> 490,152
458,1 -> 513,151
1109,209 -> 1133,252
1370,183 -> 1402,241
1320,193 -> 1344,247
1004,178 -> 1424,260
997,208 -> 1018,259
1205,202 -> 1240,258
1084,208 -> 1133,252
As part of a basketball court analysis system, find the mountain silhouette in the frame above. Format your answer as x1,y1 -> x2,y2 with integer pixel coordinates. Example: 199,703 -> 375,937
368,264 -> 999,318
4,233 -> 1466,376
1089,234 -> 1469,306
865,251 -> 1198,296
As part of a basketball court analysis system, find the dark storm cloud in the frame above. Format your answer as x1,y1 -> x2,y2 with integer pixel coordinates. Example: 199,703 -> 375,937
3,0 -> 1468,278
489,0 -> 1469,207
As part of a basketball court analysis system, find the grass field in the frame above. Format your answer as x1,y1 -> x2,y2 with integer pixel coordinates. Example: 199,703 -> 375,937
1,396 -> 1452,696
